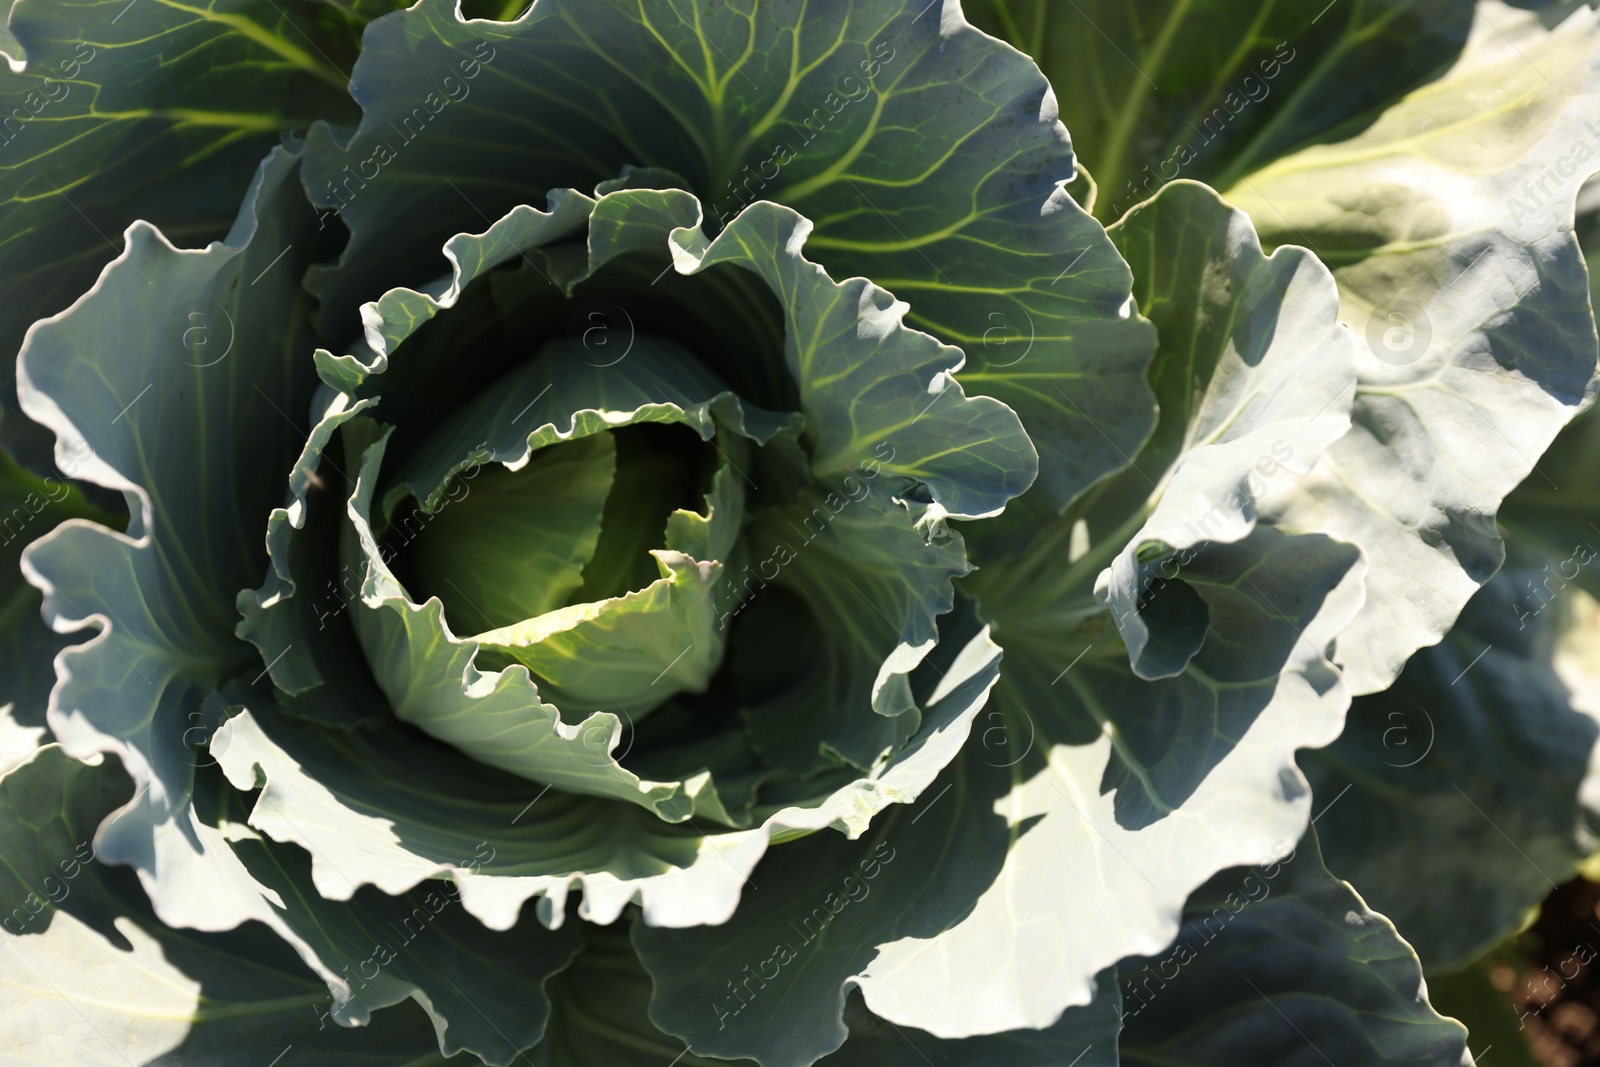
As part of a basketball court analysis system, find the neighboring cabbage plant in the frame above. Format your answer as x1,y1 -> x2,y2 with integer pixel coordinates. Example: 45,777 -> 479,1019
0,1 -> 1596,1065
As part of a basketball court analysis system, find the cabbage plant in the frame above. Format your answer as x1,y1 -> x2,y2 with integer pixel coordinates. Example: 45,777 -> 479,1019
0,0 -> 1597,1064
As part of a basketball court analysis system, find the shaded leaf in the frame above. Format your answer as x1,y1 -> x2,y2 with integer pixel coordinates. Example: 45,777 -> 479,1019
1119,831 -> 1470,1067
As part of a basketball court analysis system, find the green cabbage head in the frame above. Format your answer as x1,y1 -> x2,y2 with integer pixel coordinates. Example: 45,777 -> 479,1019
0,0 -> 1597,1065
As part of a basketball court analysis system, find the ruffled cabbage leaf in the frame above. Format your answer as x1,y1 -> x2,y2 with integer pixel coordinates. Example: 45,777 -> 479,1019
6,0 -> 1600,1063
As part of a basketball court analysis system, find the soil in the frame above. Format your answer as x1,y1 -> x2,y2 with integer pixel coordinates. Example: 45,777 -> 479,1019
1496,877 -> 1600,1066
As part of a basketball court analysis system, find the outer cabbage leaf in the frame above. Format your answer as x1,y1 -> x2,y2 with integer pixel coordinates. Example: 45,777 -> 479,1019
1305,567 -> 1600,972
302,0 -> 1154,511
0,442 -> 112,763
535,921 -> 739,1067
0,745 -> 477,1066
18,144 -> 325,927
637,768 -> 1129,1067
206,603 -> 1009,936
1118,831 -> 1470,1066
211,700 -> 766,932
846,524 -> 1360,1037
822,977 -> 1121,1067
0,0 -> 20,66
669,194 -> 1039,521
1496,400 -> 1600,601
976,0 -> 1600,695
541,919 -> 1122,1067
194,812 -> 582,1067
634,750 -> 1015,1067
964,0 -> 1474,223
1092,180 -> 1355,676
12,144 -> 588,1067
1302,405 -> 1600,970
1229,0 -> 1600,693
292,183 -> 1032,811
0,0 -> 386,403
774,181 -> 1363,1043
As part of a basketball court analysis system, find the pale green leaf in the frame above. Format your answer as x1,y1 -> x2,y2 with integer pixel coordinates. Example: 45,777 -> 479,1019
1230,0 -> 1600,693
846,181 -> 1366,1040
1094,180 -> 1355,677
343,418 -> 725,818
474,458 -> 743,718
17,144 -> 326,929
206,609 -> 1007,937
408,433 -> 616,634
1301,405 -> 1600,969
0,745 -> 476,1067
